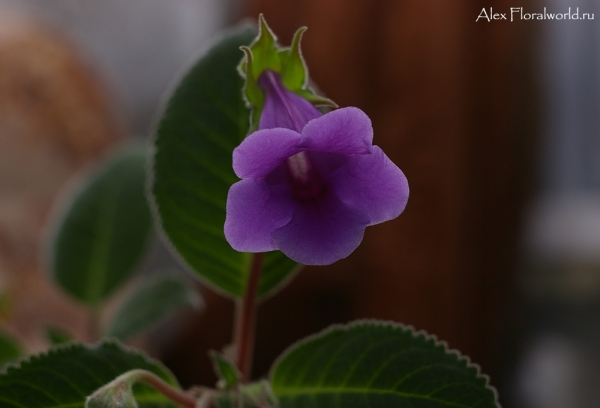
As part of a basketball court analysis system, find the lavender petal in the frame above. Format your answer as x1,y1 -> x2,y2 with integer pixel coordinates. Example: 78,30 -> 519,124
271,192 -> 370,265
224,179 -> 294,252
233,128 -> 302,179
329,146 -> 409,225
299,107 -> 373,155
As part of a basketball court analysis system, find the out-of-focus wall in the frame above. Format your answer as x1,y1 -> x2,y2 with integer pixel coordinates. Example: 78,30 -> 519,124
518,0 -> 600,407
0,0 -> 234,350
0,0 -> 236,133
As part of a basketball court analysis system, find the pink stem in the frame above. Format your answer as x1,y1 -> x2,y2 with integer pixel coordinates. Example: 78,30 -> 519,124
233,252 -> 264,383
139,371 -> 197,408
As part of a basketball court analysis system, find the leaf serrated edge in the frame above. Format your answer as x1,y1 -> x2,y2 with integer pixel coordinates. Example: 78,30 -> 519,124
0,339 -> 86,375
268,319 -> 501,408
0,339 -> 180,390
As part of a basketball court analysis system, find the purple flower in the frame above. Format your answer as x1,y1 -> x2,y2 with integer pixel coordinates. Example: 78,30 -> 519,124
224,70 -> 409,265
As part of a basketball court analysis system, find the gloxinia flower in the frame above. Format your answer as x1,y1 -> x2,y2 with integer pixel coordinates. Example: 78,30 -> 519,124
224,70 -> 408,265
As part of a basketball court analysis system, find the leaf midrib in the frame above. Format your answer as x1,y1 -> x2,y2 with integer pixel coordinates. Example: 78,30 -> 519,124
85,178 -> 122,305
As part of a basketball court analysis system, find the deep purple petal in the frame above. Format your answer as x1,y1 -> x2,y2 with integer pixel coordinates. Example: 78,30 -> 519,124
271,192 -> 370,265
328,146 -> 409,225
224,179 -> 294,252
233,128 -> 302,179
299,107 -> 373,155
258,71 -> 322,131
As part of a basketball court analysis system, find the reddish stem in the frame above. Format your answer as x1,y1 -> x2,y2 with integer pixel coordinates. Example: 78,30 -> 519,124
233,252 -> 264,383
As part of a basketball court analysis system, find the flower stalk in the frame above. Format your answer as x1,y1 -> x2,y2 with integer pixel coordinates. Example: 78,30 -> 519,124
233,252 -> 264,383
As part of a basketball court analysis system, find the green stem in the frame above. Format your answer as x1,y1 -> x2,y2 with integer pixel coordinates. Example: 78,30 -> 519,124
234,252 -> 264,383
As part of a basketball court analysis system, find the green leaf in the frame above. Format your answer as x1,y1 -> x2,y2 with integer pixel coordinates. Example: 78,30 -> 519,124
50,146 -> 153,307
270,320 -> 500,408
210,351 -> 240,389
0,341 -> 180,408
0,331 -> 22,368
152,23 -> 300,299
106,274 -> 202,341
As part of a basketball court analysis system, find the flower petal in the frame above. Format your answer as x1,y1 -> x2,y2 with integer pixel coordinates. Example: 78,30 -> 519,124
299,107 -> 373,155
224,179 -> 294,252
271,192 -> 370,265
233,128 -> 302,179
329,146 -> 409,225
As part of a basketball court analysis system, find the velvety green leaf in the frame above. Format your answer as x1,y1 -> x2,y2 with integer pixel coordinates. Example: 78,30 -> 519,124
151,23 -> 299,299
0,331 -> 22,368
106,274 -> 202,341
50,146 -> 152,307
0,341 -> 180,408
210,351 -> 240,389
270,320 -> 499,408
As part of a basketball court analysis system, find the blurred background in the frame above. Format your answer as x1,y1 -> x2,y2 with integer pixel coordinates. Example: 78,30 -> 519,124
0,0 -> 598,407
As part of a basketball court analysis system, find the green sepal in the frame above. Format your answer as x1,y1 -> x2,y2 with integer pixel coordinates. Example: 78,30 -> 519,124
240,14 -> 337,130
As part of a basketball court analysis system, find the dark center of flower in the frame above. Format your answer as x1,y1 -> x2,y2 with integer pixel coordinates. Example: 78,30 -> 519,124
286,151 -> 326,201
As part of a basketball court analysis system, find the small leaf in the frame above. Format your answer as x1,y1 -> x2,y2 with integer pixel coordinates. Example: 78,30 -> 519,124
45,327 -> 73,346
152,23 -> 299,299
270,320 -> 500,408
50,146 -> 153,307
106,274 -> 202,341
0,340 -> 180,408
0,331 -> 22,368
210,351 -> 240,389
